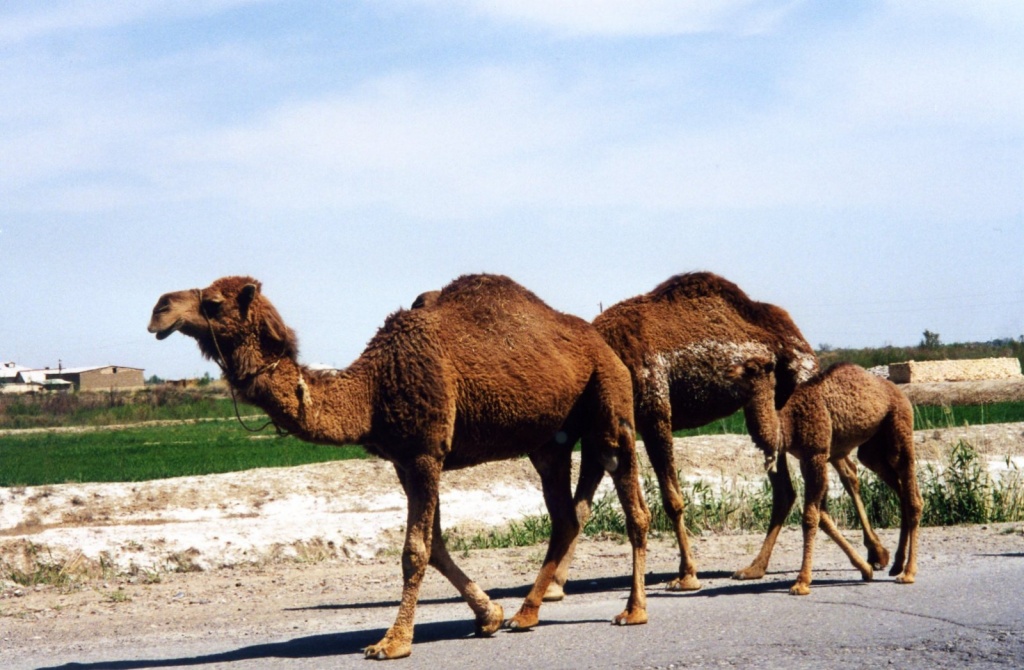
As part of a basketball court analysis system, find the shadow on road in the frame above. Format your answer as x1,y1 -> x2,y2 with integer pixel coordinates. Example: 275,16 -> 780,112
34,615 -> 605,669
34,569 -> 878,669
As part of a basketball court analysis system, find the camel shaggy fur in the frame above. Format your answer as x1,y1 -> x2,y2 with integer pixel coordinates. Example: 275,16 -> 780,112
545,272 -> 819,595
148,274 -> 650,660
737,360 -> 922,595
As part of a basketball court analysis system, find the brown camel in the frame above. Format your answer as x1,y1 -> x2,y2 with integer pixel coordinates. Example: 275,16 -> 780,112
548,271 -> 888,596
148,274 -> 650,660
738,359 -> 922,595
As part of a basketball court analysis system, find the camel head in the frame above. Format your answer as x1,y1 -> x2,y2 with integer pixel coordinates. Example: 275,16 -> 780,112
148,276 -> 298,379
727,355 -> 776,395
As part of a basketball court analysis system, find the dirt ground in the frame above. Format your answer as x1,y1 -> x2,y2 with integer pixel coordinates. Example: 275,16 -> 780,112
2,380 -> 1024,657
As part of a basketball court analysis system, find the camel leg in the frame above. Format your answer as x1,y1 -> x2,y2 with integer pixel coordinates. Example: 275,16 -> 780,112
816,507 -> 874,582
427,497 -> 504,636
507,443 -> 580,630
791,453 -> 828,596
733,453 -> 795,580
832,455 -> 890,569
865,411 -> 922,583
364,456 -> 442,660
857,430 -> 920,582
893,452 -> 922,584
641,416 -> 701,591
545,439 -> 606,601
605,425 -> 650,625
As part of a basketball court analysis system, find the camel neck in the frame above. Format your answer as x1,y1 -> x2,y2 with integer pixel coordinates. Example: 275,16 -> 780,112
235,355 -> 376,446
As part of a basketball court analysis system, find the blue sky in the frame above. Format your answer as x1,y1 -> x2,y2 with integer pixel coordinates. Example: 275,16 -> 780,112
1,1 -> 1022,380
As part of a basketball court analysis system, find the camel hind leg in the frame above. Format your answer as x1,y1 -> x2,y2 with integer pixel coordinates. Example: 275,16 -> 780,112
545,437 -> 607,601
602,418 -> 650,625
860,403 -> 922,583
832,455 -> 890,569
507,440 -> 580,630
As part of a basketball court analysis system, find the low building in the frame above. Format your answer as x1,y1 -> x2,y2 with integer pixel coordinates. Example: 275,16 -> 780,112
52,366 -> 146,391
0,363 -> 145,393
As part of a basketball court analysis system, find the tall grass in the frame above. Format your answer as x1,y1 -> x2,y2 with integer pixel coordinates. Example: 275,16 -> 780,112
449,439 -> 1024,550
0,387 -> 242,430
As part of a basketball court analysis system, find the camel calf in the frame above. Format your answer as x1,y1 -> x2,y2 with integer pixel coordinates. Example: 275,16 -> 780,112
739,361 -> 922,595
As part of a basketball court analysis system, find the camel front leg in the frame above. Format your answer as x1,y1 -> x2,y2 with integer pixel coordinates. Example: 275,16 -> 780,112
364,457 -> 441,660
816,509 -> 873,582
790,454 -> 830,595
734,454 -> 794,580
427,497 -> 504,636
832,455 -> 890,569
642,417 -> 700,591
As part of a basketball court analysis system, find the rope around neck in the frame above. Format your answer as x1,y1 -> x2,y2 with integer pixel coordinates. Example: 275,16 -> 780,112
198,289 -> 289,436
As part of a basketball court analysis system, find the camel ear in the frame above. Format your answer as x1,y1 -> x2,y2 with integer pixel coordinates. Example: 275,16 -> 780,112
238,283 -> 260,320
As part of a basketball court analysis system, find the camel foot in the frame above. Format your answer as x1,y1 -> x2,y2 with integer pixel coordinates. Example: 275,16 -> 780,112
612,608 -> 648,626
732,566 -> 766,581
542,582 -> 566,602
666,574 -> 702,592
363,631 -> 412,660
895,574 -> 916,585
505,603 -> 539,631
475,602 -> 504,637
868,546 -> 890,570
788,583 -> 811,596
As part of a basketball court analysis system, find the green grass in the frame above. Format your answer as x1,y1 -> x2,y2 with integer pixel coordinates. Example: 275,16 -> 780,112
913,402 -> 1024,429
672,402 -> 1024,439
0,420 -> 366,486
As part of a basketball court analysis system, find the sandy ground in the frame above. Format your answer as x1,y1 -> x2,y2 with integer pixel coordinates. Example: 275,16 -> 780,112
1,379 -> 1023,658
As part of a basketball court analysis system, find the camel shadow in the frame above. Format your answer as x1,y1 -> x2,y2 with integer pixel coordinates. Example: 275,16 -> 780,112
34,616 -> 604,670
294,568 -> 872,614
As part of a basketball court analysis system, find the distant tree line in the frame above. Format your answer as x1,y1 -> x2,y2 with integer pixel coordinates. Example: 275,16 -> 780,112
817,332 -> 1024,372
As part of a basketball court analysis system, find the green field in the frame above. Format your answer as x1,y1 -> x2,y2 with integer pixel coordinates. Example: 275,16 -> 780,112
2,387 -> 1023,487
0,420 -> 365,487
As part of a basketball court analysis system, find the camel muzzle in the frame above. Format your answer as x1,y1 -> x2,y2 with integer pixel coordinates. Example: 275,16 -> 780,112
149,319 -> 182,340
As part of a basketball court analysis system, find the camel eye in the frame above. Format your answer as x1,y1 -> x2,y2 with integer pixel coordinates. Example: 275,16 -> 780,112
201,299 -> 223,316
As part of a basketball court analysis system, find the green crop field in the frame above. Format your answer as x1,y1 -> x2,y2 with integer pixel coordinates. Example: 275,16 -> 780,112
0,420 -> 365,487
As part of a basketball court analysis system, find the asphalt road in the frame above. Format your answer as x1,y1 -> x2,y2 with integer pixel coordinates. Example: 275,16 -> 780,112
16,545 -> 1024,670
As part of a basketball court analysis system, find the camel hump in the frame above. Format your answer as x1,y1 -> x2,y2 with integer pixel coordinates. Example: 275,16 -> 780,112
438,274 -> 547,305
650,271 -> 760,308
652,272 -> 809,345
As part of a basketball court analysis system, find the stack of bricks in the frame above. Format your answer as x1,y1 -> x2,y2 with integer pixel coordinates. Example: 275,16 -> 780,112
888,357 -> 1023,384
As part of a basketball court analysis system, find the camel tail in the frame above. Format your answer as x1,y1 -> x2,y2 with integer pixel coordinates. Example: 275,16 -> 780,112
599,417 -> 635,474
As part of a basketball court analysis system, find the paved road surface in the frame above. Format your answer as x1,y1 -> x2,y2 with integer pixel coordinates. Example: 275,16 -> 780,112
13,544 -> 1024,670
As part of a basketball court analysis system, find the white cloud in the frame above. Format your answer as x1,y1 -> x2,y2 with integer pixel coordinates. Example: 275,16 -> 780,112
406,0 -> 802,37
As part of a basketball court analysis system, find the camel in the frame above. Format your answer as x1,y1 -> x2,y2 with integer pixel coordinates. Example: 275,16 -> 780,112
148,274 -> 650,660
737,359 -> 922,594
547,271 -> 889,596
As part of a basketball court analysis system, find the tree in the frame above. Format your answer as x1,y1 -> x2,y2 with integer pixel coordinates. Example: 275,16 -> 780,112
920,330 -> 942,348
